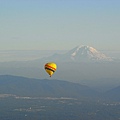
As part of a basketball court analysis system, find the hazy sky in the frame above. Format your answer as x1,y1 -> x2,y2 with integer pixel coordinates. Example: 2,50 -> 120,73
0,0 -> 120,50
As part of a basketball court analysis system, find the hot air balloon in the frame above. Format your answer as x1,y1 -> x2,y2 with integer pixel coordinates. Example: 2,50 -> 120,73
44,62 -> 57,77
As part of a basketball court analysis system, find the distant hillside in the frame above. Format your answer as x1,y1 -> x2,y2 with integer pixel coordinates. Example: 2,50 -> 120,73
0,75 -> 98,98
0,75 -> 120,101
106,86 -> 120,101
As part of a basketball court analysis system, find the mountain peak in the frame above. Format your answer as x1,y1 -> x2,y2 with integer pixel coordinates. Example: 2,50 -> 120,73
71,45 -> 96,56
41,45 -> 113,63
68,45 -> 113,62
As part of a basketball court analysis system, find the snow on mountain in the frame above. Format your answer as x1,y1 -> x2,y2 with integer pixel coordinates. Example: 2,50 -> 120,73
42,45 -> 113,62
69,45 -> 113,62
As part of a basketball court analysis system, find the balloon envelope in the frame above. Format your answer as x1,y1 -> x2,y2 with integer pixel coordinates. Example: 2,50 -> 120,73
44,62 -> 57,77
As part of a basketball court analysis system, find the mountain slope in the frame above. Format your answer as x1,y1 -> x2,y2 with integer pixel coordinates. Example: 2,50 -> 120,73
0,75 -> 98,98
70,45 -> 112,61
41,45 -> 113,62
106,86 -> 120,101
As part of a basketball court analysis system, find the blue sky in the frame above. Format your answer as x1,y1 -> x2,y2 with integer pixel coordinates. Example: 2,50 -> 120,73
0,0 -> 120,50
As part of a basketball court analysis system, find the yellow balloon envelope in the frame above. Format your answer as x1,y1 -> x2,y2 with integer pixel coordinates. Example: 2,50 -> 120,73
44,62 -> 57,77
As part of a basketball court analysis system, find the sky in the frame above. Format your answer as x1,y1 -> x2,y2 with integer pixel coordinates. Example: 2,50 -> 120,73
0,0 -> 120,51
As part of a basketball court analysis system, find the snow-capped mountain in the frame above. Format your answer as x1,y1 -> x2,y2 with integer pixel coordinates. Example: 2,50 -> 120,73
69,45 -> 113,62
42,45 -> 113,62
